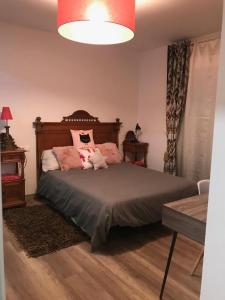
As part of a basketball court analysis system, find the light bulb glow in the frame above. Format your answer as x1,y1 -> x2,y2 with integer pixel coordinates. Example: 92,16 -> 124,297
86,2 -> 109,22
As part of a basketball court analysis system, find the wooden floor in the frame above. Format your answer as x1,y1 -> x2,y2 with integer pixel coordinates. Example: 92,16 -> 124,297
4,221 -> 202,300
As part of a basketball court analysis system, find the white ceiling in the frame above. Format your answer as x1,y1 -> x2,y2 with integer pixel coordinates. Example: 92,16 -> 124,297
0,0 -> 223,51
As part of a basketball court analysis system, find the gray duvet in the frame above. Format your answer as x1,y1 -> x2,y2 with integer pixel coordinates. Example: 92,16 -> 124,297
37,163 -> 197,250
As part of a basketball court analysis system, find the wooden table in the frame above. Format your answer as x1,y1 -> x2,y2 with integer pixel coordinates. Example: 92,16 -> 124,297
160,194 -> 208,299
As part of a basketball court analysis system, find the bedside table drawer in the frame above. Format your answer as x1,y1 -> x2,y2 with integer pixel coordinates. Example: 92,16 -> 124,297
123,143 -> 137,152
1,152 -> 25,163
123,143 -> 148,152
2,180 -> 25,208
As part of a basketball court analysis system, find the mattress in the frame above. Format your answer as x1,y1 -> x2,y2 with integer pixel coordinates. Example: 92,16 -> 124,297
37,163 -> 198,250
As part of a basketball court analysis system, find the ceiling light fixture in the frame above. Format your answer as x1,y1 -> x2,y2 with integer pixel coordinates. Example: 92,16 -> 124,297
57,0 -> 135,45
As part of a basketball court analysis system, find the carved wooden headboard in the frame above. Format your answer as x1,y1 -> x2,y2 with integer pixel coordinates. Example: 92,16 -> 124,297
33,110 -> 121,179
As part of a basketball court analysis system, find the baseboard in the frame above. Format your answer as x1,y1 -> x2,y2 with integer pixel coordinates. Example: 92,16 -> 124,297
25,194 -> 35,201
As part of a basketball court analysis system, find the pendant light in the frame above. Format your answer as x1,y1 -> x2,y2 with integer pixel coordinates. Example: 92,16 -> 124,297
57,0 -> 135,45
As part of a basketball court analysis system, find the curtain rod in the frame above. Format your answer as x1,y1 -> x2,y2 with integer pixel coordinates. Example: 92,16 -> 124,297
171,35 -> 220,46
191,36 -> 220,45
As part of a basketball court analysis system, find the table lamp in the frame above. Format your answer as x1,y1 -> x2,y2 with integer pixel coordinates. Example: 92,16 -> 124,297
0,106 -> 17,150
135,123 -> 142,142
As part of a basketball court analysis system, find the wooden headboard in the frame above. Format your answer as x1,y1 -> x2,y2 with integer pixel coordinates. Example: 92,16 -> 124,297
33,110 -> 122,179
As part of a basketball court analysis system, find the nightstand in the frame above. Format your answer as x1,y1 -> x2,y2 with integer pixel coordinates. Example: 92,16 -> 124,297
1,149 -> 26,208
123,142 -> 149,168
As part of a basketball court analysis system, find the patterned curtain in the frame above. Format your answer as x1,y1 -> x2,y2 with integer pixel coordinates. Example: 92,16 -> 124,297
164,40 -> 191,175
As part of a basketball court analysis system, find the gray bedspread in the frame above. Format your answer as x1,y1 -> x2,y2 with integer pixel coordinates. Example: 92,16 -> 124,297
37,163 -> 198,250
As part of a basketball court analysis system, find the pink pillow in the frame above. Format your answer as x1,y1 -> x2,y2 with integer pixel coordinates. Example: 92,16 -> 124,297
71,129 -> 95,149
96,143 -> 122,165
53,146 -> 82,171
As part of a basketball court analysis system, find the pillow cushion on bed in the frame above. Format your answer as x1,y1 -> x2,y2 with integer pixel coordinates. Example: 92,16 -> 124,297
71,129 -> 95,149
53,146 -> 82,171
89,148 -> 108,170
96,143 -> 122,165
41,149 -> 60,172
77,148 -> 96,169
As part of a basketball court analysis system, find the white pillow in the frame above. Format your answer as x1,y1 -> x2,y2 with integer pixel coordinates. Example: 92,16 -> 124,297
41,149 -> 60,172
89,149 -> 108,170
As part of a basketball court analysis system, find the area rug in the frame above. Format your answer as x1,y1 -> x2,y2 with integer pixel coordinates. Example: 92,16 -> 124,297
3,205 -> 88,258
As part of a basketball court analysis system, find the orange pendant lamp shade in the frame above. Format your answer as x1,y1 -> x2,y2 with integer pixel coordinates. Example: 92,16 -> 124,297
57,0 -> 135,45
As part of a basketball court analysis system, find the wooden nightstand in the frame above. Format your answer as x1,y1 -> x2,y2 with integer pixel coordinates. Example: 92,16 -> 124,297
1,149 -> 26,208
123,142 -> 149,168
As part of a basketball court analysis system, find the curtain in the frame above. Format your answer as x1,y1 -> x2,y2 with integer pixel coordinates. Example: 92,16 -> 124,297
177,39 -> 220,181
164,40 -> 191,175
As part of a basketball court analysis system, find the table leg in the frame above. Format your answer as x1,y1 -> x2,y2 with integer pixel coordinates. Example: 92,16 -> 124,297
160,231 -> 177,299
190,247 -> 204,276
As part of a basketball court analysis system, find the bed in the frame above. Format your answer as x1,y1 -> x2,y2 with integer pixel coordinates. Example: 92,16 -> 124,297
34,110 -> 198,250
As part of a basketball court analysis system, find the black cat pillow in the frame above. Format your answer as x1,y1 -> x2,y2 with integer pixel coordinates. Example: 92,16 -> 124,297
70,129 -> 95,149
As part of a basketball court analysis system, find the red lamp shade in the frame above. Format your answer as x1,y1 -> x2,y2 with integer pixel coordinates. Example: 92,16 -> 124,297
1,107 -> 13,120
57,0 -> 135,45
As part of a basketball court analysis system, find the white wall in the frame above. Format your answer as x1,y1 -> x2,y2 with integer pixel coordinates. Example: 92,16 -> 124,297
0,22 -> 139,194
0,161 -> 5,300
137,46 -> 167,171
200,0 -> 225,298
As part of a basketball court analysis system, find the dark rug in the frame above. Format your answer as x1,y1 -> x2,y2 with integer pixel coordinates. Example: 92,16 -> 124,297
3,205 -> 88,258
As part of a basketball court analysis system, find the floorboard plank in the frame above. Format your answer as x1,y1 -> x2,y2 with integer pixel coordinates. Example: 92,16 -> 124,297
4,220 -> 202,299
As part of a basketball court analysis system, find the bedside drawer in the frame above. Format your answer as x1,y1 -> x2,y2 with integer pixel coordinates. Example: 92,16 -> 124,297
2,180 -> 25,208
123,143 -> 148,152
1,152 -> 25,163
123,143 -> 137,152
